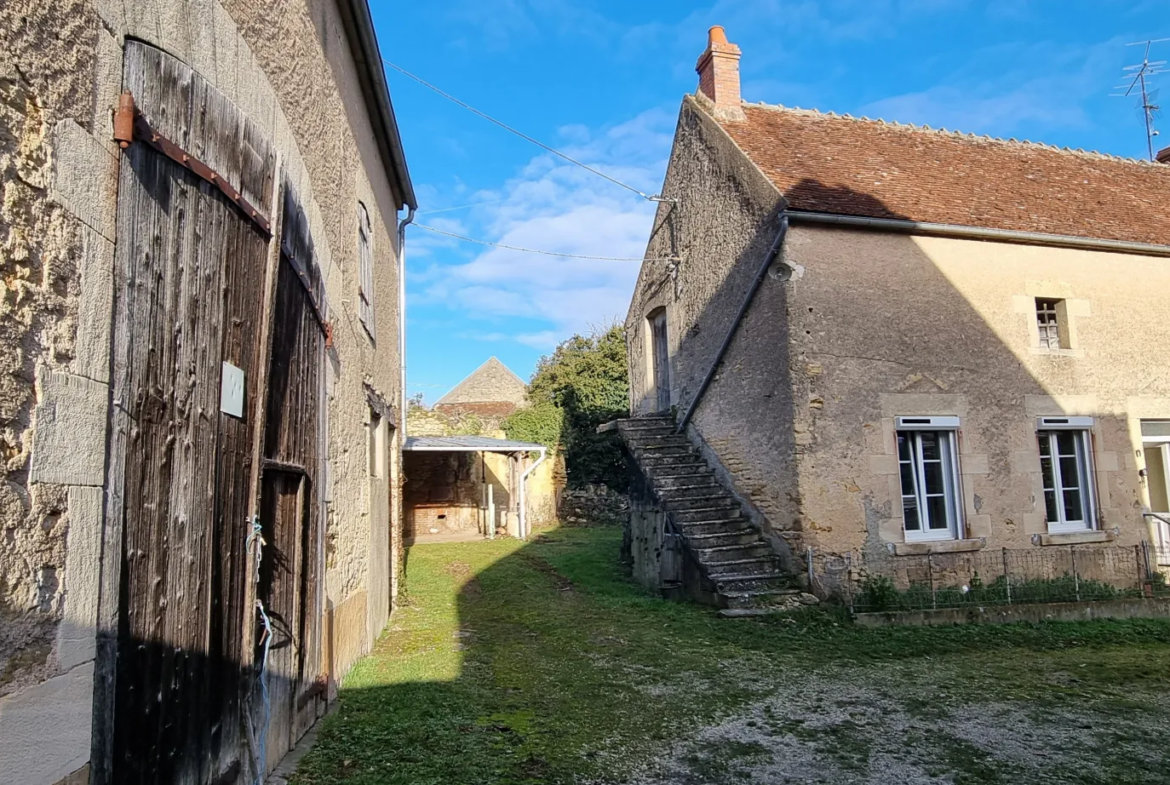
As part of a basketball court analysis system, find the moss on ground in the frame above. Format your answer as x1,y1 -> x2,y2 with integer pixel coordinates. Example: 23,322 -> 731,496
290,526 -> 1170,784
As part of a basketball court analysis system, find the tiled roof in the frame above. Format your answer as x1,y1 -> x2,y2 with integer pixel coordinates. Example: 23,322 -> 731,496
714,103 -> 1170,246
435,357 -> 528,406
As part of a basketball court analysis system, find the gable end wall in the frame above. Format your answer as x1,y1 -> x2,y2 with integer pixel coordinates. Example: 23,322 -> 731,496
627,97 -> 801,548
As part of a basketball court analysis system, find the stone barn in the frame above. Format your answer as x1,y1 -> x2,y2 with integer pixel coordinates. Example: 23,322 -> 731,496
0,1 -> 415,783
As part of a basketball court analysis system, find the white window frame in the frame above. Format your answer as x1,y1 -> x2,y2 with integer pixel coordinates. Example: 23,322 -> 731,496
357,202 -> 375,341
1140,421 -> 1170,564
1036,417 -> 1097,533
895,416 -> 963,542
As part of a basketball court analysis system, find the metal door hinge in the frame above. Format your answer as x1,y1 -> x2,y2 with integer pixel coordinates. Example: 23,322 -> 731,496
113,90 -> 272,237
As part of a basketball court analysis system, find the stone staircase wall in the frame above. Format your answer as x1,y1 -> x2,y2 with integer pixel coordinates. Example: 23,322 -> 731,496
618,416 -> 802,609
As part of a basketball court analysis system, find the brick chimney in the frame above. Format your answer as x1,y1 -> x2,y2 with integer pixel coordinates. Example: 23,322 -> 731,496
695,26 -> 745,121
1157,145 -> 1170,164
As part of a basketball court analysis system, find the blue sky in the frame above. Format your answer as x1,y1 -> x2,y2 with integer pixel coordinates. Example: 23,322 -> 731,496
370,0 -> 1167,402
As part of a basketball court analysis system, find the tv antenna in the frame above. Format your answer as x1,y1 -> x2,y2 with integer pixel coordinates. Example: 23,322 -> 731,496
1114,39 -> 1169,161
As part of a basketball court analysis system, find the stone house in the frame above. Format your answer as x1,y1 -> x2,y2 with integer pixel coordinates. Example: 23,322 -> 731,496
618,27 -> 1170,608
433,355 -> 529,419
404,358 -> 557,542
0,1 -> 415,783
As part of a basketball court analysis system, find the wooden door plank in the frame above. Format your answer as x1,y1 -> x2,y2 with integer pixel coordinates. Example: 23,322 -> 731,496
109,41 -> 277,785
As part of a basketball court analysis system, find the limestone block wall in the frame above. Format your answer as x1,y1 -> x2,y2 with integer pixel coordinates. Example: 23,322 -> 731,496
0,2 -> 407,782
626,96 -> 797,544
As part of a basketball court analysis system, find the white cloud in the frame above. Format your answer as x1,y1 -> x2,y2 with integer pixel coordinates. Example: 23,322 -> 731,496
413,107 -> 674,347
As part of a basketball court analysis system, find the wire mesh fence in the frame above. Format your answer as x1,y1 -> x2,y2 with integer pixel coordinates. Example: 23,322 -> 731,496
806,543 -> 1168,614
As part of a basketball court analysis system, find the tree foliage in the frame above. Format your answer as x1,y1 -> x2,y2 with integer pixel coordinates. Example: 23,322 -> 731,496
503,326 -> 630,489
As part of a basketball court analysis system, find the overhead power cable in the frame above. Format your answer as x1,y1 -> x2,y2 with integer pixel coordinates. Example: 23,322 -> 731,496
385,60 -> 658,201
415,223 -> 674,262
417,197 -> 507,216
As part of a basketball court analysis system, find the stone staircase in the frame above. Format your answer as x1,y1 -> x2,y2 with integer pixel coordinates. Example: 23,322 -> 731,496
617,415 -> 800,610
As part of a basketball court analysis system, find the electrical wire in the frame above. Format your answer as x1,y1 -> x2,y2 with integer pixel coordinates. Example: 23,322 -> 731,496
385,60 -> 655,200
415,222 -> 674,262
418,197 -> 507,216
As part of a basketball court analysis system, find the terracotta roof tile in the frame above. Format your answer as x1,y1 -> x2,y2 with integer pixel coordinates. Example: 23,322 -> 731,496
715,103 -> 1170,246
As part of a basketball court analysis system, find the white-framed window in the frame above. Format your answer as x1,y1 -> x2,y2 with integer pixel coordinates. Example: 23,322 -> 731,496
1140,421 -> 1170,564
357,202 -> 375,341
895,416 -> 963,541
1036,416 -> 1096,532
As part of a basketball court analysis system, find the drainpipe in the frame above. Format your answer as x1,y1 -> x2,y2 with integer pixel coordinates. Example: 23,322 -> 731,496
397,206 -> 415,437
676,212 -> 790,433
518,447 -> 548,540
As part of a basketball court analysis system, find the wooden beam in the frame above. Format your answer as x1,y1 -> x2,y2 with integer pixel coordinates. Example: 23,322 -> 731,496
242,155 -> 286,669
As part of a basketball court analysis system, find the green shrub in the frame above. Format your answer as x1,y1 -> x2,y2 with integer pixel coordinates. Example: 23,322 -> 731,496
504,326 -> 630,490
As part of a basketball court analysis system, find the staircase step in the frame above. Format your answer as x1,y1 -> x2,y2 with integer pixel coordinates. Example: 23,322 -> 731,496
639,457 -> 706,471
671,505 -> 742,524
635,444 -> 695,457
652,476 -> 719,491
720,588 -> 803,609
646,466 -> 710,480
686,529 -> 760,547
716,574 -> 793,594
660,484 -> 727,499
705,557 -> 778,576
674,520 -> 750,537
621,417 -> 674,428
663,494 -> 736,511
695,544 -> 775,563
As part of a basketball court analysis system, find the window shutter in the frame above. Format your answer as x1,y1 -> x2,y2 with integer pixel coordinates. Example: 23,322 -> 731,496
358,204 -> 375,339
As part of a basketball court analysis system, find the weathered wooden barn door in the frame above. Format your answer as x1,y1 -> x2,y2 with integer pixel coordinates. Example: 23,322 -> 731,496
255,183 -> 328,775
107,42 -> 275,784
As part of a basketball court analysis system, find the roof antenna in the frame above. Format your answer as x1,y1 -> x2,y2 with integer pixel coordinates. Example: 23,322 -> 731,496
1113,39 -> 1170,161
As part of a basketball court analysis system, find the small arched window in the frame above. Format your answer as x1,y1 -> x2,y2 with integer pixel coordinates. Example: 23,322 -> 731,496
357,202 -> 375,340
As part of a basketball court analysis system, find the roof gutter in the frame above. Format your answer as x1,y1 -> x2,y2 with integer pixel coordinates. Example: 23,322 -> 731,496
787,210 -> 1170,258
337,0 -> 418,210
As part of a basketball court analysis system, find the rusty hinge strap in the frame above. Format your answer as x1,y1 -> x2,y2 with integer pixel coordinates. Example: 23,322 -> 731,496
114,90 -> 272,237
279,238 -> 333,346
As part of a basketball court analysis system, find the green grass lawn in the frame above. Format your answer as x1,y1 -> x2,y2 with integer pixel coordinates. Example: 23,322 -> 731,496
290,526 -> 1170,784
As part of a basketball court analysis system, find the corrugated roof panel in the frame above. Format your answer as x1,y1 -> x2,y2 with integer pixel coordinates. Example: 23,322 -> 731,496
403,436 -> 545,453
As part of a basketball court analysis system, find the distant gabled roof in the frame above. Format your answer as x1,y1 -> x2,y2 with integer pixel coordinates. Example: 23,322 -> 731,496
435,357 -> 528,407
711,100 -> 1170,246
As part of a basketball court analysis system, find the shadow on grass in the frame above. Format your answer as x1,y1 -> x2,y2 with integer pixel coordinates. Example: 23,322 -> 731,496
287,526 -> 1170,785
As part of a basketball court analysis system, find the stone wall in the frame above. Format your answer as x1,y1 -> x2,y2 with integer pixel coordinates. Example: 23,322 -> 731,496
558,484 -> 629,527
0,2 -> 408,782
626,96 -> 797,549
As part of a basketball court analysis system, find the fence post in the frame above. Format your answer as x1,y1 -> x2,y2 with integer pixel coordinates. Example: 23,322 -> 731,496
1070,545 -> 1080,602
928,554 -> 936,610
1002,547 -> 1011,604
1138,543 -> 1149,596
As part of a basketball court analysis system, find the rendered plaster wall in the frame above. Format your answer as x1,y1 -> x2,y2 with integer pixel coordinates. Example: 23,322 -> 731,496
787,227 -> 1168,563
628,94 -> 1164,582
626,95 -> 797,545
2,1 -> 407,781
